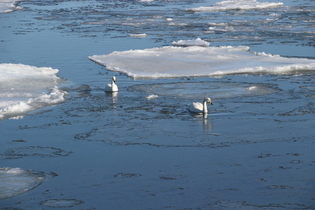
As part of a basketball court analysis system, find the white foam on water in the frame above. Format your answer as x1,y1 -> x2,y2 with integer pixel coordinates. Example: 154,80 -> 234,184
0,167 -> 45,200
0,63 -> 67,120
0,0 -> 23,13
89,45 -> 315,79
187,0 -> 283,12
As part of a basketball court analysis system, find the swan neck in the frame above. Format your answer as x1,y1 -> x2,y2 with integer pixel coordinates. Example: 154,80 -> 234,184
203,100 -> 208,113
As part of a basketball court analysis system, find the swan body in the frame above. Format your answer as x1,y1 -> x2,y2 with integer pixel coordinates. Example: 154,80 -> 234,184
105,76 -> 118,92
188,97 -> 213,114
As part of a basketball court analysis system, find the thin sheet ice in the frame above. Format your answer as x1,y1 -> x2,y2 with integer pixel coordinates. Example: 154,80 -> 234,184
89,45 -> 315,78
188,0 -> 283,12
0,167 -> 45,200
0,63 -> 67,120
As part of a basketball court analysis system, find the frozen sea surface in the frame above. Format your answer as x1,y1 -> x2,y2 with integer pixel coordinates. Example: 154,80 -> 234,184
0,0 -> 315,209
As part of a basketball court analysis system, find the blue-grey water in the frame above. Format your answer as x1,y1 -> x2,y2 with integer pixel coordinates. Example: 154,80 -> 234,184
1,0 -> 315,209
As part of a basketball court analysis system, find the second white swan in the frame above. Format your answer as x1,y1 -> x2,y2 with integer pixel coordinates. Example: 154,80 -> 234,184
105,76 -> 118,92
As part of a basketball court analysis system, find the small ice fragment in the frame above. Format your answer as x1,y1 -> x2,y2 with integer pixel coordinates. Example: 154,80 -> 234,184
146,94 -> 159,100
128,33 -> 147,37
172,38 -> 210,47
247,86 -> 257,91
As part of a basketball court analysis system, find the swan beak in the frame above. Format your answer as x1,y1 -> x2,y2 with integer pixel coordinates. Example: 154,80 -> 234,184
210,102 -> 213,105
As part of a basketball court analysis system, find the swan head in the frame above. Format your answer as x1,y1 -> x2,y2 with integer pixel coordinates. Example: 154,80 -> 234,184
112,76 -> 117,82
204,97 -> 213,105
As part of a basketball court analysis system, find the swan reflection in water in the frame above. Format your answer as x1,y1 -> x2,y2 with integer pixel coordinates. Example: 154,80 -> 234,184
105,91 -> 118,105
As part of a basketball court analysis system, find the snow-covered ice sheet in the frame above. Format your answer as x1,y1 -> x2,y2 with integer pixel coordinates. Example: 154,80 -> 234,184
89,45 -> 315,79
0,167 -> 45,199
0,0 -> 23,13
188,0 -> 283,12
0,63 -> 67,120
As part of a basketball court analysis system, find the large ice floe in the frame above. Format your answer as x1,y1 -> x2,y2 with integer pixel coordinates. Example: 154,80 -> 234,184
0,63 -> 66,120
187,0 -> 283,12
89,44 -> 315,79
0,0 -> 23,13
0,167 -> 45,200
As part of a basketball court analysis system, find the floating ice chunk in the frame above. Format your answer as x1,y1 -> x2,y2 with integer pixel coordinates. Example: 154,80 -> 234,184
0,167 -> 45,199
208,26 -> 235,32
172,38 -> 210,47
0,0 -> 23,13
146,94 -> 159,100
0,63 -> 67,121
138,0 -> 154,2
247,86 -> 258,91
128,33 -> 147,37
208,22 -> 228,27
89,45 -> 315,79
187,0 -> 283,12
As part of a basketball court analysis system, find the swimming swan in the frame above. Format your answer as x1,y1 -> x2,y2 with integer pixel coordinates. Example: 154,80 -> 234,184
188,97 -> 213,114
105,76 -> 118,92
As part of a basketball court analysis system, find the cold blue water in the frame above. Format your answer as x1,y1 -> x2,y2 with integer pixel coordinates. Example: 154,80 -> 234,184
0,0 -> 315,209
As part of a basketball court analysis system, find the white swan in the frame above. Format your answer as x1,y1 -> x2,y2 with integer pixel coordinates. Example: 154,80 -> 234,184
105,76 -> 118,92
188,97 -> 213,114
